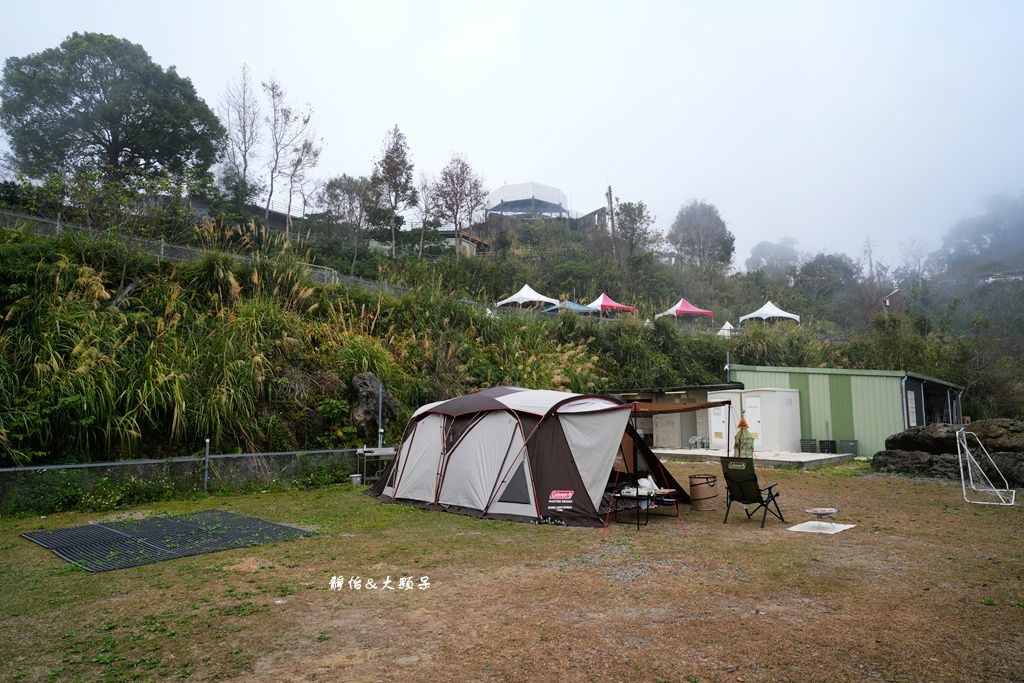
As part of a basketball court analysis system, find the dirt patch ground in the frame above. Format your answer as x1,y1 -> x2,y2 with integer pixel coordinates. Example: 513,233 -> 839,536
2,461 -> 1023,682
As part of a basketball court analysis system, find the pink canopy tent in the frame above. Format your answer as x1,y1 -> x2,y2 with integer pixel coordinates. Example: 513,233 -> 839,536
586,292 -> 636,313
654,296 -> 714,320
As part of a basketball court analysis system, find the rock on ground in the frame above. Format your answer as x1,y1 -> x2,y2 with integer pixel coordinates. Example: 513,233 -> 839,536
884,418 -> 1024,454
349,372 -> 401,443
873,419 -> 1024,487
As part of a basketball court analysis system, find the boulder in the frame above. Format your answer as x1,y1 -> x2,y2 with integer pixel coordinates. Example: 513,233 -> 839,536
968,418 -> 1024,453
872,447 -> 1024,488
884,419 -> 1024,455
871,450 -> 960,479
997,454 -> 1024,488
884,423 -> 960,454
349,372 -> 401,443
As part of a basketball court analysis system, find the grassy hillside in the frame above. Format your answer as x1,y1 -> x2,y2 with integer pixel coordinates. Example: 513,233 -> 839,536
1,222 -> 1020,468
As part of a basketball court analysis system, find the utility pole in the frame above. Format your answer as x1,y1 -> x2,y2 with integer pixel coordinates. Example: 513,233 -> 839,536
377,381 -> 384,448
863,235 -> 876,283
606,185 -> 617,260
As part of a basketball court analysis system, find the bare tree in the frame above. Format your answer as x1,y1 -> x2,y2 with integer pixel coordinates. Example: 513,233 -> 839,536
218,64 -> 262,205
433,154 -> 486,260
297,177 -> 322,237
895,239 -> 929,286
261,77 -> 313,230
416,171 -> 437,258
283,136 -> 321,236
371,126 -> 417,258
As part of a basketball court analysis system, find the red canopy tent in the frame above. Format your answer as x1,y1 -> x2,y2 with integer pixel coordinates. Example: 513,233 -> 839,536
655,296 -> 714,320
586,292 -> 636,314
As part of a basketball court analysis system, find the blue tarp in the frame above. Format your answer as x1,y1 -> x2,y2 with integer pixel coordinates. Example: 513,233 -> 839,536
542,301 -> 599,314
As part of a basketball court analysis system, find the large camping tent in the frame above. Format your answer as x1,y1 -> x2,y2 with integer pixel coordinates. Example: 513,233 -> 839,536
586,292 -> 636,314
655,296 -> 714,320
739,300 -> 800,323
369,387 -> 731,527
496,284 -> 559,308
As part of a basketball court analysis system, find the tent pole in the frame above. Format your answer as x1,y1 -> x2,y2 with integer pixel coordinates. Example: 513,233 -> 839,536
727,402 -> 732,456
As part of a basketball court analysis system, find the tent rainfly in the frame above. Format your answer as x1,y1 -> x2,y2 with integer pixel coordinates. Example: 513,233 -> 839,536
369,387 -> 730,526
496,284 -> 559,308
586,292 -> 636,313
739,300 -> 800,324
655,296 -> 714,320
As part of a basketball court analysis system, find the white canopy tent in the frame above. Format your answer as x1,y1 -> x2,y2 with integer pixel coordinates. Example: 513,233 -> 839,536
496,284 -> 559,308
717,321 -> 736,337
739,301 -> 800,324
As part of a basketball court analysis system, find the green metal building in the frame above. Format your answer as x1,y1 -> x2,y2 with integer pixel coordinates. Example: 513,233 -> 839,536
727,365 -> 963,456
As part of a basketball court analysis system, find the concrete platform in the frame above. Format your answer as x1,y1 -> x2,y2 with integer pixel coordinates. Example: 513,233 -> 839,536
654,447 -> 857,469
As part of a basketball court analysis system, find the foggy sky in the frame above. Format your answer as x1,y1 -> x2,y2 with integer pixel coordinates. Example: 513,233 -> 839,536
3,0 -> 1022,270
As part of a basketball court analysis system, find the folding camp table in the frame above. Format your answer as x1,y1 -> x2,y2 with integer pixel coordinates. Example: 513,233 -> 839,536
613,488 -> 678,529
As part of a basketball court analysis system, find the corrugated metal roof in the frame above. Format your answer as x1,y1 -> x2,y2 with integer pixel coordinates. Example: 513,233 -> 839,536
729,365 -> 961,390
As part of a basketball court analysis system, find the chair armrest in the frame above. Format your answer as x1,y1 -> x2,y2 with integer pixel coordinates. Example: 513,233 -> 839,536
762,483 -> 778,492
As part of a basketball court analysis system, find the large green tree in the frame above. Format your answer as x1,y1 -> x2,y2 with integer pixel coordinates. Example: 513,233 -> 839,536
614,199 -> 659,257
928,192 -> 1024,276
745,237 -> 799,278
794,252 -> 861,304
0,32 -> 224,182
667,200 -> 735,271
371,126 -> 418,258
317,173 -> 373,275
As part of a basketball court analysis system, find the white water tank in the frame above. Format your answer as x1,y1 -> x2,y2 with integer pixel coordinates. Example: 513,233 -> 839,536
707,388 -> 801,453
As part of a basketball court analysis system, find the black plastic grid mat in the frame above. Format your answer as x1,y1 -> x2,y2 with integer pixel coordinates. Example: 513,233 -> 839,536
22,509 -> 314,572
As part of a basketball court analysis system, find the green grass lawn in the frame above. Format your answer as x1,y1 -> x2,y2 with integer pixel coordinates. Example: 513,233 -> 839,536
1,462 -> 1022,682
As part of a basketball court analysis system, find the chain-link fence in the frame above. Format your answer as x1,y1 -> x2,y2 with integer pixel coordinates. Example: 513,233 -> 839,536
0,449 -> 363,516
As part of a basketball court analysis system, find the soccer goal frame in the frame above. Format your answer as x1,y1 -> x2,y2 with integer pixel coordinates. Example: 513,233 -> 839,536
956,428 -> 1016,506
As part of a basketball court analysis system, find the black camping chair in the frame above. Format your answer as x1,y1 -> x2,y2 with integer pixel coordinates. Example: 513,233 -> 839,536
721,457 -> 785,528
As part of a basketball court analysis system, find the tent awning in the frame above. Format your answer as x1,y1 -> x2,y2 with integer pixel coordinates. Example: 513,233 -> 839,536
629,400 -> 732,416
586,292 -> 636,313
496,284 -> 559,307
654,296 -> 714,319
739,300 -> 800,323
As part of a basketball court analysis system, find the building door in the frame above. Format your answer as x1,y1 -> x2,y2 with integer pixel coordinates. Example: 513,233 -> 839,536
744,397 -> 762,450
